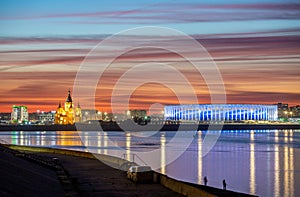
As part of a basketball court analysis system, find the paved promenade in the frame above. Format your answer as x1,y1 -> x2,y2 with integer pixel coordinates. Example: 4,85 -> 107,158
0,144 -> 257,197
0,144 -> 182,197
0,146 -> 64,196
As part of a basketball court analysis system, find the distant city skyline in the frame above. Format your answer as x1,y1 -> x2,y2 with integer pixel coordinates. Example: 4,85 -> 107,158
1,0 -> 299,112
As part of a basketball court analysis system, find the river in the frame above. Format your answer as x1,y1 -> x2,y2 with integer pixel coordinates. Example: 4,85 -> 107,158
0,129 -> 299,197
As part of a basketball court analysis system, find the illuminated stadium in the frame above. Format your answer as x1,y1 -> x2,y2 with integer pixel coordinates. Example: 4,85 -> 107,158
164,104 -> 278,122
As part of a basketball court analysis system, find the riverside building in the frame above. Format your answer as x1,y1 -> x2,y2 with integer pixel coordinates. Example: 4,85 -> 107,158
55,90 -> 82,124
11,105 -> 28,124
164,104 -> 278,122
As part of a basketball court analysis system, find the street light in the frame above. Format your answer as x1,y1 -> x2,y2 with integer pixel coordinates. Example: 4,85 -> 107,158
104,112 -> 108,121
96,111 -> 102,120
284,111 -> 288,118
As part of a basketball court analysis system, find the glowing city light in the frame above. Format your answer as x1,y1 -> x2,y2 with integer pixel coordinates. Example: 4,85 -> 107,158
164,104 -> 278,121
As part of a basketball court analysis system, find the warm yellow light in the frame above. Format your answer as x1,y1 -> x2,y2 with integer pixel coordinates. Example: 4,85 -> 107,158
160,133 -> 166,174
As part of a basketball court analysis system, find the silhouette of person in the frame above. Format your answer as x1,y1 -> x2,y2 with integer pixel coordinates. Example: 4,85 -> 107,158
204,176 -> 208,186
223,179 -> 226,190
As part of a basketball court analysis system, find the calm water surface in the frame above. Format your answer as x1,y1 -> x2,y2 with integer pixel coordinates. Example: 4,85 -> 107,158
0,129 -> 299,197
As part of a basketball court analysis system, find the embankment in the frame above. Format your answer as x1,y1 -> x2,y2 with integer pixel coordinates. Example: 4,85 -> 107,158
4,145 -> 257,197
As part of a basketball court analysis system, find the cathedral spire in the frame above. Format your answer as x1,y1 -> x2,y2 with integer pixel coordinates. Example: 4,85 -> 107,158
66,89 -> 73,102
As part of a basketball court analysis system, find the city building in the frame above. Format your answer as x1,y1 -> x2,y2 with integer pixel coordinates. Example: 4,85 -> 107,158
149,113 -> 164,124
289,105 -> 300,118
164,104 -> 278,122
0,112 -> 11,125
0,113 -> 11,121
29,111 -> 56,124
125,109 -> 149,124
276,103 -> 289,118
126,109 -> 147,119
38,111 -> 56,124
82,109 -> 98,122
110,113 -> 126,122
55,90 -> 82,124
28,112 -> 39,122
276,103 -> 300,119
103,112 -> 114,121
11,105 -> 28,124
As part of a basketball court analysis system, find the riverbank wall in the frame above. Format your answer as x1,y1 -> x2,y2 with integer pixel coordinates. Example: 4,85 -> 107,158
4,145 -> 257,197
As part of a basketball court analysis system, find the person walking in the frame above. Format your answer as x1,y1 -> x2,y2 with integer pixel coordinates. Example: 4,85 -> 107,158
222,179 -> 226,190
204,176 -> 208,186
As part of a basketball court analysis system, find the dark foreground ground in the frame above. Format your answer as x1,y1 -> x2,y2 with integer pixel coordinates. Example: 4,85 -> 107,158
0,145 -> 183,197
0,144 -> 257,197
0,146 -> 64,196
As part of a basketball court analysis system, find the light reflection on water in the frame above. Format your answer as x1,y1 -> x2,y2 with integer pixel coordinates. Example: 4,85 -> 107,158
160,132 -> 166,174
250,131 -> 255,195
0,129 -> 299,197
197,131 -> 202,185
125,132 -> 131,161
274,131 -> 280,197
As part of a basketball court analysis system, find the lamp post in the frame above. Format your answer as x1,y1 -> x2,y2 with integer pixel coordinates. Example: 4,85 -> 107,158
284,111 -> 288,118
97,111 -> 102,120
104,112 -> 108,121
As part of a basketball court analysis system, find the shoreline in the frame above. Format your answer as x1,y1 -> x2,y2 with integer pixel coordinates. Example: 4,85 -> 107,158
1,144 -> 257,197
0,122 -> 299,131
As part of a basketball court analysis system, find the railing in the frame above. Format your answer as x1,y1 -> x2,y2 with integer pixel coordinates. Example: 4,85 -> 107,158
0,139 -> 9,144
122,153 -> 148,166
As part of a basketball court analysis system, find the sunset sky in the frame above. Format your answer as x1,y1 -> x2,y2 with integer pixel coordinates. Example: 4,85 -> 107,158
0,0 -> 299,113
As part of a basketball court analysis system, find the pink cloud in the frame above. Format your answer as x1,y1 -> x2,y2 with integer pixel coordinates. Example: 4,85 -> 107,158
0,32 -> 299,112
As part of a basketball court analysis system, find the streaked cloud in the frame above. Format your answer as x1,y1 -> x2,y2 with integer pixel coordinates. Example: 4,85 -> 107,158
1,3 -> 300,24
